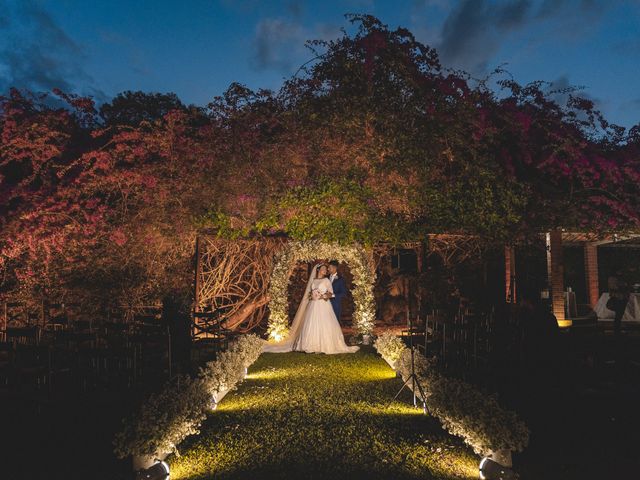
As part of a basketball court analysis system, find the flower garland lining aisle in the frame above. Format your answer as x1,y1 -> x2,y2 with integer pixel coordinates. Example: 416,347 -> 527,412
113,334 -> 264,463
374,332 -> 529,463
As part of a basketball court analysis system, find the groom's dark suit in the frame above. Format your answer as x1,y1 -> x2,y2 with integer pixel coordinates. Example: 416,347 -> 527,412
330,274 -> 347,323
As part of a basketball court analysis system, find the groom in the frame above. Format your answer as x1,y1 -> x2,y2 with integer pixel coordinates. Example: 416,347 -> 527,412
328,260 -> 347,324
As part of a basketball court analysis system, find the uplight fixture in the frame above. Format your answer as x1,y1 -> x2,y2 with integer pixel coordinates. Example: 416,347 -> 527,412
137,460 -> 169,480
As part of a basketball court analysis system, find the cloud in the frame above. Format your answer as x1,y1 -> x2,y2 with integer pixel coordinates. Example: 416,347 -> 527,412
437,0 -> 533,72
435,0 -> 614,74
412,0 -> 451,8
546,74 -> 609,116
253,18 -> 308,71
0,0 -> 107,101
611,38 -> 640,56
621,97 -> 640,112
536,0 -> 611,19
535,0 -> 563,18
545,75 -> 582,104
251,17 -> 341,73
286,0 -> 305,18
217,0 -> 305,16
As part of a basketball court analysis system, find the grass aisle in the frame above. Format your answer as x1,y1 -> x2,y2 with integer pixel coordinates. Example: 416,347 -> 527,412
169,347 -> 477,480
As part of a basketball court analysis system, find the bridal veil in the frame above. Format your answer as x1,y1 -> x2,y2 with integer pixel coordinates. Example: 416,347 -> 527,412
262,263 -> 322,353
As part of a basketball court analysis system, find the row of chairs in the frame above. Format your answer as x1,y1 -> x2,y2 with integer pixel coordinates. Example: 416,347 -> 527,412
0,343 -> 59,394
0,324 -> 172,398
3,319 -> 168,343
402,309 -> 495,371
2,301 -> 162,332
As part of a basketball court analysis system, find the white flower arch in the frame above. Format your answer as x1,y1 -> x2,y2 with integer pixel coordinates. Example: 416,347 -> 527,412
267,241 -> 376,341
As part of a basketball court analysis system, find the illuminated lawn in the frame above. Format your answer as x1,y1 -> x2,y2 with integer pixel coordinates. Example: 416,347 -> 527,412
169,347 -> 477,480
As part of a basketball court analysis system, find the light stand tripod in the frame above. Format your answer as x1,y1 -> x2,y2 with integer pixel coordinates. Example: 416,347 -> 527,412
393,313 -> 429,414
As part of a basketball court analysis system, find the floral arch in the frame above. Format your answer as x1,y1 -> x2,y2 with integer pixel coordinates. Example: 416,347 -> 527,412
266,241 -> 376,342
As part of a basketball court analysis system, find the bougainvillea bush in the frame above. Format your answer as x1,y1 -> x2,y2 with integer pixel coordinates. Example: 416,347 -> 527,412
1,14 -> 638,310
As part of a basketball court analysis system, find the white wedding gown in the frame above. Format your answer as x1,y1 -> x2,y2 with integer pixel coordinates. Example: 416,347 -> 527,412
263,271 -> 359,355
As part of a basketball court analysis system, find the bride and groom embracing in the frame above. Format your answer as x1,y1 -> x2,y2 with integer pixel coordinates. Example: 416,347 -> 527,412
263,260 -> 359,354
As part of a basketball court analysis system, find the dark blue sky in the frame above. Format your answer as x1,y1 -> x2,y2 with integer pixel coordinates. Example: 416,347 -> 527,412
1,0 -> 638,128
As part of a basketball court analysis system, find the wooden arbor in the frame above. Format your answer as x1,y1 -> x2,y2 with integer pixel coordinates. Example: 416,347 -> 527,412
191,234 -> 485,340
192,236 -> 284,339
192,237 -> 380,340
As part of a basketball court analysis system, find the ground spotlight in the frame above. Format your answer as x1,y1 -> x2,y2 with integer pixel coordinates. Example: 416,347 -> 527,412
479,457 -> 516,480
136,460 -> 170,480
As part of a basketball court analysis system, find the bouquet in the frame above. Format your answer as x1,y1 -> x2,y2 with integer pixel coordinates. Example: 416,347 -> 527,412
309,288 -> 332,301
309,288 -> 323,300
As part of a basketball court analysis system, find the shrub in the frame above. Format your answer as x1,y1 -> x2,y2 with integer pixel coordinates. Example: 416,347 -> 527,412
113,374 -> 210,459
199,334 -> 263,400
373,331 -> 407,367
395,346 -> 434,381
199,349 -> 244,400
114,334 -> 264,459
229,334 -> 264,369
374,333 -> 529,456
427,375 -> 530,455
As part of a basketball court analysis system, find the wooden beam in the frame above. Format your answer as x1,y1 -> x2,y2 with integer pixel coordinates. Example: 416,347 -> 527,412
561,232 -> 640,246
590,236 -> 640,246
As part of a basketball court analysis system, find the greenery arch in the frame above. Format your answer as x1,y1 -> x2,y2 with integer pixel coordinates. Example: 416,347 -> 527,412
266,241 -> 376,341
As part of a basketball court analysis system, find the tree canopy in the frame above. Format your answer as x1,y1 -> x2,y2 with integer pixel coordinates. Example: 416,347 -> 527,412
1,14 -> 638,307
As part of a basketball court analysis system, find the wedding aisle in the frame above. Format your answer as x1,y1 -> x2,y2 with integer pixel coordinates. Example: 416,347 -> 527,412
168,347 -> 477,480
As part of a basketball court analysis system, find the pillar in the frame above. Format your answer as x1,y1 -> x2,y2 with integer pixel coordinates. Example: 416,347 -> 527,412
192,236 -> 202,339
546,231 -> 571,327
505,246 -> 516,303
584,243 -> 599,309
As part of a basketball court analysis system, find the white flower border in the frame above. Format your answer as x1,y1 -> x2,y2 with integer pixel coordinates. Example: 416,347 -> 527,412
113,334 -> 264,461
373,333 -> 529,461
266,241 -> 376,341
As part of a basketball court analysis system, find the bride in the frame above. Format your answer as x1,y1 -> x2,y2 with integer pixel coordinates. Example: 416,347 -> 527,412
263,263 -> 359,354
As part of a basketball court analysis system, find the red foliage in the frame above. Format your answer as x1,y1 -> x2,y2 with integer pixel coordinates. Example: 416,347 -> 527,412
0,15 -> 638,307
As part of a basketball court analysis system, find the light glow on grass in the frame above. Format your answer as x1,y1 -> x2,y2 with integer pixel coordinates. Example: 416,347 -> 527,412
242,365 -> 288,381
169,348 -> 477,479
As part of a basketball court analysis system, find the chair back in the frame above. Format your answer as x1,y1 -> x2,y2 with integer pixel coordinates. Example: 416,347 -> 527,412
6,326 -> 40,345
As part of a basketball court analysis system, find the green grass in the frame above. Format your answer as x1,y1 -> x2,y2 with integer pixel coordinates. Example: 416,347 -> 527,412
169,347 -> 478,480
